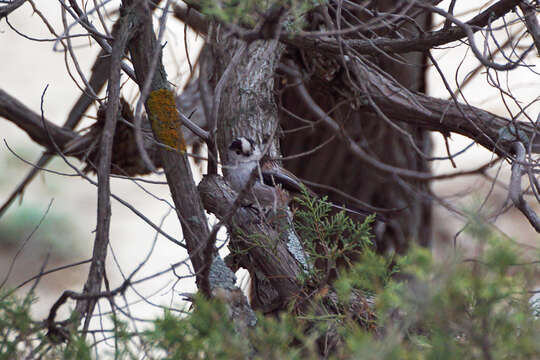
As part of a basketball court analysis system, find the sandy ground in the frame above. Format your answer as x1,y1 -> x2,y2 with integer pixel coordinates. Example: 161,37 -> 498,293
0,0 -> 538,332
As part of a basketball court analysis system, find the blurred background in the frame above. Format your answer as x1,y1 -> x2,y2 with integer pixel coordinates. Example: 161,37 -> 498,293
0,0 -> 538,324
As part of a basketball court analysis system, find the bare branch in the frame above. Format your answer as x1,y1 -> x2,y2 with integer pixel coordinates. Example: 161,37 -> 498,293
509,142 -> 540,232
350,59 -> 540,156
285,62 -> 537,180
123,4 -> 256,334
131,0 -> 174,175
57,0 -> 136,81
124,0 -> 210,282
75,12 -> 132,334
0,0 -> 26,18
0,88 -> 77,149
173,4 -> 209,35
0,41 -> 112,219
415,2 -> 534,70
178,110 -> 209,141
283,0 -> 522,56
519,1 -> 540,56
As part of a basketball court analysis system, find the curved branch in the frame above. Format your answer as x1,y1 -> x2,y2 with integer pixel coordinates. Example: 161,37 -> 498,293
0,88 -> 77,148
173,4 -> 209,35
177,0 -> 522,57
519,1 -> 540,56
509,142 -> 540,232
415,2 -> 533,70
351,60 -> 540,156
282,60 -> 540,164
283,0 -> 522,56
124,0 -> 210,281
76,12 -> 131,333
0,0 -> 26,19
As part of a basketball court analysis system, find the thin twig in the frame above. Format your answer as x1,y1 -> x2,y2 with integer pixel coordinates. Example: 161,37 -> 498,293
0,199 -> 54,290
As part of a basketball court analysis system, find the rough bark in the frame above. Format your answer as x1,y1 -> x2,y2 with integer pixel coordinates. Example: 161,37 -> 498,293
122,0 -> 255,332
199,175 -> 305,303
210,36 -> 285,164
207,24 -> 292,309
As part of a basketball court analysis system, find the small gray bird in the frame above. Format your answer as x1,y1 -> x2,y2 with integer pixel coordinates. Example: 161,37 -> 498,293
224,137 -> 384,270
225,137 -> 300,212
226,137 -> 314,271
225,137 -> 373,218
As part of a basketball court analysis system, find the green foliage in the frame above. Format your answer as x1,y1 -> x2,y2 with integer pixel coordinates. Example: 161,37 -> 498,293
0,290 -> 91,360
250,312 -> 313,359
105,316 -> 138,360
293,197 -> 540,358
369,222 -> 540,359
200,0 -> 323,30
145,298 -> 325,359
145,295 -> 251,359
1,200 -> 540,359
0,204 -> 81,258
61,334 -> 92,360
294,189 -> 376,285
0,290 -> 35,359
334,248 -> 395,303
140,194 -> 540,359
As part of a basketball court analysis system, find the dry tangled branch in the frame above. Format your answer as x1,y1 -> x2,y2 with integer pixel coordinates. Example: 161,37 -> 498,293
0,0 -> 539,355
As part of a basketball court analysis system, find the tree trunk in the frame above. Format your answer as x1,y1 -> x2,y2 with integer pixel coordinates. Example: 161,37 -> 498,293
279,3 -> 432,253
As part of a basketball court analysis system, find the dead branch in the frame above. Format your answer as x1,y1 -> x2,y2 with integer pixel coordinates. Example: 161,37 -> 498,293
123,0 -> 255,332
0,0 -> 26,19
519,1 -> 540,56
285,0 -> 521,56
350,60 -> 540,157
282,61 -> 539,181
75,12 -> 131,334
416,2 -> 533,70
0,15 -> 118,217
173,4 -> 209,35
0,89 -> 77,148
509,142 -> 540,232
124,0 -> 209,283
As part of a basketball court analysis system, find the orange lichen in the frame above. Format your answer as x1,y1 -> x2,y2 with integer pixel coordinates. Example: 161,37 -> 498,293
147,89 -> 186,152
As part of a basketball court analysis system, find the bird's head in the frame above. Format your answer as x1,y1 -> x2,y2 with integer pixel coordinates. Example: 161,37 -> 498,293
228,137 -> 259,162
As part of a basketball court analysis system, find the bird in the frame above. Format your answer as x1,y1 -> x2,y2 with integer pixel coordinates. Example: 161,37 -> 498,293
225,136 -> 377,218
225,136 -> 314,274
225,136 -> 295,212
